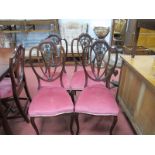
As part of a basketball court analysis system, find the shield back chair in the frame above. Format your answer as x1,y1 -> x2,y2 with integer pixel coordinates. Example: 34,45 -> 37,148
28,42 -> 74,135
70,33 -> 94,95
73,40 -> 119,135
29,34 -> 70,91
0,45 -> 31,123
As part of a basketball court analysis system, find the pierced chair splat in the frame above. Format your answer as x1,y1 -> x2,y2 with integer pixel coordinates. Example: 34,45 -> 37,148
73,40 -> 119,135
28,42 -> 74,135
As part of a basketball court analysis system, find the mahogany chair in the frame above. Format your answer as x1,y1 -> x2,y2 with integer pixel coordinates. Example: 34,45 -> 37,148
73,40 -> 119,134
29,34 -> 70,90
0,45 -> 31,123
28,41 -> 74,134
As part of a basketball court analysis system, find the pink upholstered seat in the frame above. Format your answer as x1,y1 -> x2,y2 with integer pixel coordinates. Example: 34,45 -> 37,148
29,87 -> 73,117
71,70 -> 105,90
29,38 -> 74,134
75,84 -> 119,115
0,78 -> 12,98
40,72 -> 70,90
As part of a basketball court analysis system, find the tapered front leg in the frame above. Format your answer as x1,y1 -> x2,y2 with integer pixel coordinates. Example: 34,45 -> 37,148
70,113 -> 74,135
30,117 -> 39,135
75,113 -> 79,135
0,103 -> 13,135
110,116 -> 117,135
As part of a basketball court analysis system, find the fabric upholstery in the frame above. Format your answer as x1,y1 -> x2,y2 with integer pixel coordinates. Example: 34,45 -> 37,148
75,84 -> 119,115
0,78 -> 12,98
70,70 -> 104,91
28,87 -> 73,117
40,72 -> 70,90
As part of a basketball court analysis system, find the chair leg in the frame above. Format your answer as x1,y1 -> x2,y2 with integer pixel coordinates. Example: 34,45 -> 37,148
75,113 -> 79,135
110,116 -> 117,135
0,104 -> 13,135
70,113 -> 74,135
14,96 -> 29,123
30,117 -> 39,135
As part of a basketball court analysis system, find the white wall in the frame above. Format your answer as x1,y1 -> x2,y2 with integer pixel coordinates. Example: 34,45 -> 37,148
59,19 -> 113,44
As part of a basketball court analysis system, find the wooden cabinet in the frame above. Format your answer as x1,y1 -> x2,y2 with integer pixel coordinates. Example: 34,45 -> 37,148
0,19 -> 59,48
132,19 -> 155,57
137,28 -> 155,49
117,55 -> 155,134
0,20 -> 59,33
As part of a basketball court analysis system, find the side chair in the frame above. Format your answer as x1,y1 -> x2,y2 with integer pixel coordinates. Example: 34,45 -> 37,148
0,45 -> 31,124
73,40 -> 120,135
28,42 -> 74,134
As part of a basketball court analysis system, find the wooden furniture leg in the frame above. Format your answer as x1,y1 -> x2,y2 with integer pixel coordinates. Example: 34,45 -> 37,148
0,102 -> 13,135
